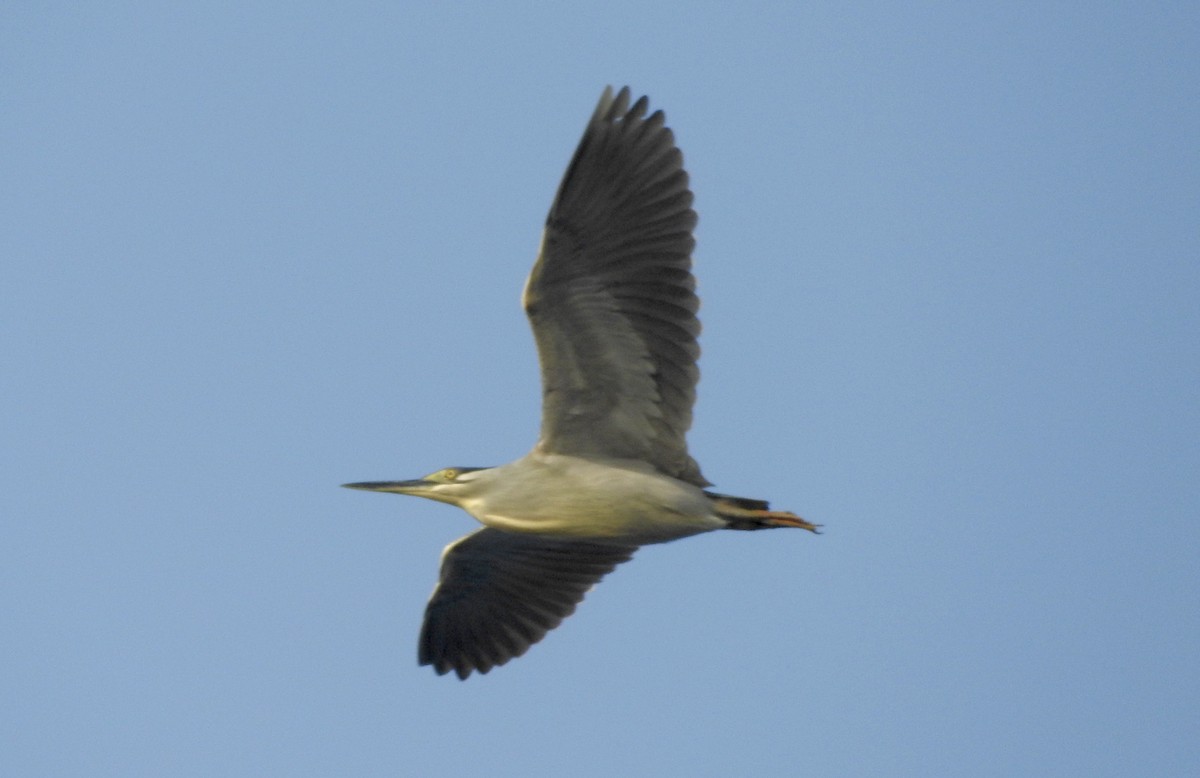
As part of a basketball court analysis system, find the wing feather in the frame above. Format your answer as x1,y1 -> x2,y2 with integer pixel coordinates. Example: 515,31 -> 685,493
419,528 -> 637,679
523,86 -> 706,485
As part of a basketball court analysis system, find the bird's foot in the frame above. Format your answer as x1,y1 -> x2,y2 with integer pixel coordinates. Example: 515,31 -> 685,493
713,498 -> 822,533
752,510 -> 822,534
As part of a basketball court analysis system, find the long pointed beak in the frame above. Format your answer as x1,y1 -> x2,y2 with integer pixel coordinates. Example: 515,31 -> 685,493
341,479 -> 431,494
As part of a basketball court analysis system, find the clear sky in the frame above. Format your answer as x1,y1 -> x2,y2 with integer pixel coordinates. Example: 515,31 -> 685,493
4,3 -> 1197,776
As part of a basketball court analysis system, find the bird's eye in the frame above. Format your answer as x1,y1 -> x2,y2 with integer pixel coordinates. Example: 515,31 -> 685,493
442,469 -> 458,481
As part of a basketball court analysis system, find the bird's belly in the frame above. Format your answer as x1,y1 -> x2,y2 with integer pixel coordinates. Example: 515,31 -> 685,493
478,505 -> 720,543
465,456 -> 722,543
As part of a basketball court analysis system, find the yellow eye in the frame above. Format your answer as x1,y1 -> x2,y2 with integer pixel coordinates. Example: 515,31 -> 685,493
441,468 -> 459,481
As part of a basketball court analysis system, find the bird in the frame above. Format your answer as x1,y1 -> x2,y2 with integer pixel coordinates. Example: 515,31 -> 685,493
344,86 -> 819,680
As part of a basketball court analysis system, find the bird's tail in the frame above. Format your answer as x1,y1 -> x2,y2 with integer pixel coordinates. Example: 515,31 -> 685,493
705,492 -> 821,534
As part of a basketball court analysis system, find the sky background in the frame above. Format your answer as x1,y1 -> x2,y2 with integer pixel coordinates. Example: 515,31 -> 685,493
3,3 -> 1198,776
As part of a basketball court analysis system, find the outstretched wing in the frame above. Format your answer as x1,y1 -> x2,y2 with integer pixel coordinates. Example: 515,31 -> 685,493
522,86 -> 706,486
419,528 -> 637,679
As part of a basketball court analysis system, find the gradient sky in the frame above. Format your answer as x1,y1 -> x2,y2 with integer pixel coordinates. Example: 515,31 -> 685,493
4,3 -> 1198,776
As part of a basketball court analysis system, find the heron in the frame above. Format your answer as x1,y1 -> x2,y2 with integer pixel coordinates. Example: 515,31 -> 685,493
345,86 -> 819,680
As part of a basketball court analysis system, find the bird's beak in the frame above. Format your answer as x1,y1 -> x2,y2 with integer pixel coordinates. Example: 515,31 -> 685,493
341,479 -> 432,495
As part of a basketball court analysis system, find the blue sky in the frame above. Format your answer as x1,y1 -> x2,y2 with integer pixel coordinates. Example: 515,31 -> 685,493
3,3 -> 1197,776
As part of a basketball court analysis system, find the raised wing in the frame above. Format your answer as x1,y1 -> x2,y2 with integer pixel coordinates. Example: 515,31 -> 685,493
522,86 -> 706,486
419,528 -> 637,679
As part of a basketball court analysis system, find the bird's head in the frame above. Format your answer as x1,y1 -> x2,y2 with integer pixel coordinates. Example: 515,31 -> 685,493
342,467 -> 491,508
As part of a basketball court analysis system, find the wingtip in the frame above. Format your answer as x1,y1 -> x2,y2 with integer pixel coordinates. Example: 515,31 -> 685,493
593,84 -> 637,125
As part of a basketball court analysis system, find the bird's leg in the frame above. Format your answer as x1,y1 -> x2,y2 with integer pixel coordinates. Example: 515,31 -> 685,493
735,509 -> 821,533
711,496 -> 822,534
759,510 -> 822,533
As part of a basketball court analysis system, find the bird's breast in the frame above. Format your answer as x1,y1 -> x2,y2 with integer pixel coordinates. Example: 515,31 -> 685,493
464,453 -> 722,543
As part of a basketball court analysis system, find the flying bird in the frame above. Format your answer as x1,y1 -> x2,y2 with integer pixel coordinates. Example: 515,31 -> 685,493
345,86 -> 818,679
